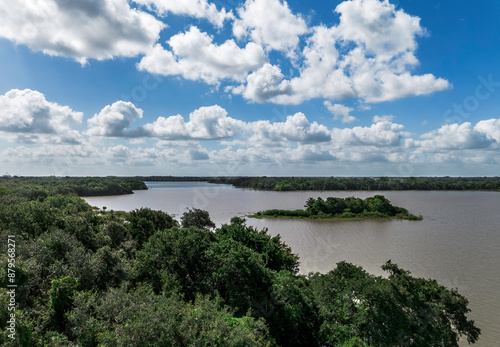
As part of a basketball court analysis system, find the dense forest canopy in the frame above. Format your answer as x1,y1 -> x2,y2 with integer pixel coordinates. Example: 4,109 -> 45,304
0,177 -> 480,346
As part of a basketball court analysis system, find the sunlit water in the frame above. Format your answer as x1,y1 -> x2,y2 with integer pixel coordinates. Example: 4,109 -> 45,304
84,181 -> 500,346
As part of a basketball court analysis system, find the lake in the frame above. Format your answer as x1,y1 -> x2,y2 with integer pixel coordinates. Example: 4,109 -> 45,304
84,181 -> 500,346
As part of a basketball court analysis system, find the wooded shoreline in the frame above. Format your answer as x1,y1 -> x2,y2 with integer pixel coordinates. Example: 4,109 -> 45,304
134,176 -> 500,192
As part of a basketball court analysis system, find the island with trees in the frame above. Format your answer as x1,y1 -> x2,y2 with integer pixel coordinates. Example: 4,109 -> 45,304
0,177 -> 479,345
251,195 -> 422,221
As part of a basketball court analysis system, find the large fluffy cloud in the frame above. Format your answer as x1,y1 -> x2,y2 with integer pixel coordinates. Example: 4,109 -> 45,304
233,0 -> 450,104
142,105 -> 245,140
332,119 -> 407,147
409,122 -> 497,151
143,114 -> 189,140
335,0 -> 424,60
475,118 -> 500,143
0,89 -> 83,143
186,105 -> 244,139
246,112 -> 331,146
138,26 -> 267,84
86,101 -> 146,137
133,0 -> 233,27
86,103 -> 245,141
233,0 -> 308,54
229,63 -> 292,102
0,0 -> 165,64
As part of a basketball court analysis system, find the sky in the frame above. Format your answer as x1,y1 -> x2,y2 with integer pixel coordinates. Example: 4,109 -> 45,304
0,0 -> 500,177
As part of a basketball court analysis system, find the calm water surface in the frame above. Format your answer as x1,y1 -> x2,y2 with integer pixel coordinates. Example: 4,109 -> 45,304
84,182 -> 500,346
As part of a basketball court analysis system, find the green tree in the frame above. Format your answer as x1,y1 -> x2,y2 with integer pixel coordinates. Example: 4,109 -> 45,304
68,285 -> 275,347
134,227 -> 216,298
91,246 -> 129,290
216,217 -> 299,273
181,208 -> 216,230
22,229 -> 94,297
311,261 -> 481,346
49,276 -> 79,331
265,271 -> 320,346
205,238 -> 273,317
104,221 -> 129,248
381,261 -> 481,346
126,208 -> 178,247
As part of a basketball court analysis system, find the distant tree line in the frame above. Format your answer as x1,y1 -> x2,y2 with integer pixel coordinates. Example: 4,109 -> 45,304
0,177 -> 147,197
134,176 -> 208,182
129,176 -> 500,191
205,176 -> 500,191
0,177 -> 480,346
254,195 -> 422,220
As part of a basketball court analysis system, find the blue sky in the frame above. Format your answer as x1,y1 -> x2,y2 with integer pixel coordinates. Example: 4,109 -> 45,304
0,0 -> 500,176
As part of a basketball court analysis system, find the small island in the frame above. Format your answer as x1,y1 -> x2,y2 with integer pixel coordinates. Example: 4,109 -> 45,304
250,195 -> 422,221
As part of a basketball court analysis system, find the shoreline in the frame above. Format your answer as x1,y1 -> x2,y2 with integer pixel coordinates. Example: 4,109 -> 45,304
248,213 -> 423,221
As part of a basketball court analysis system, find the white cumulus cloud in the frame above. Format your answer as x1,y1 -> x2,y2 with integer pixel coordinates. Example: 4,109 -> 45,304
410,122 -> 496,151
0,0 -> 165,64
324,101 -> 357,123
138,26 -> 267,84
332,120 -> 406,147
186,105 -> 244,139
133,0 -> 233,27
0,89 -> 83,143
232,0 -> 450,104
145,105 -> 245,140
86,101 -> 146,137
233,0 -> 308,54
475,118 -> 500,143
247,112 -> 331,146
335,0 -> 424,60
230,63 -> 292,102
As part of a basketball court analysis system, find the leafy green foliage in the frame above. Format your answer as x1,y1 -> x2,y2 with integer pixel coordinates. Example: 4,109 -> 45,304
126,208 -> 178,247
205,238 -> 273,317
49,276 -> 79,331
181,207 -> 216,230
68,285 -> 275,346
91,246 -> 129,290
217,217 -> 299,273
0,177 -> 481,346
265,270 -> 320,346
134,227 -> 216,298
310,261 -> 481,346
22,229 -> 94,297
